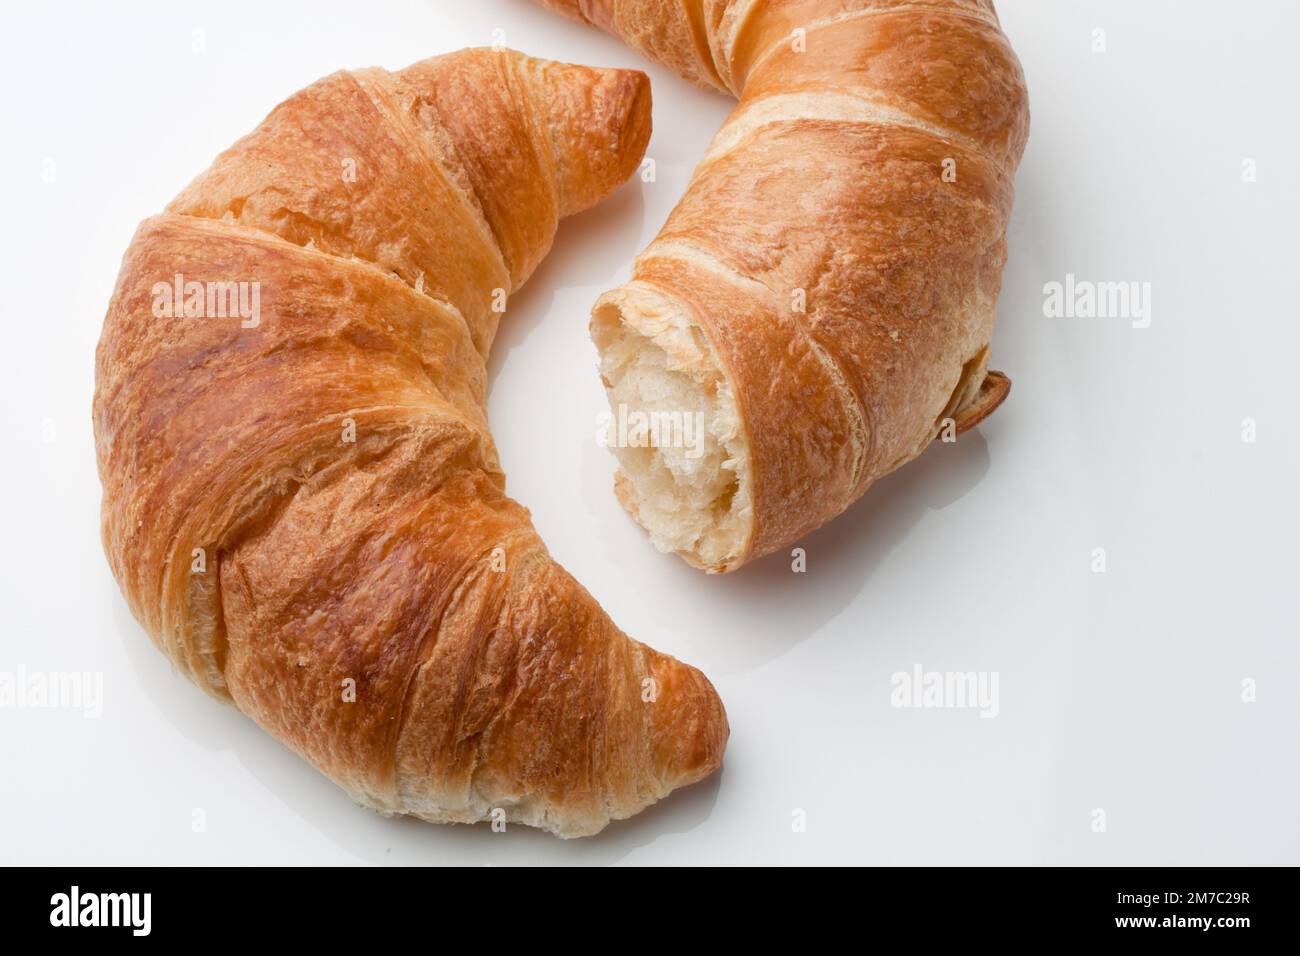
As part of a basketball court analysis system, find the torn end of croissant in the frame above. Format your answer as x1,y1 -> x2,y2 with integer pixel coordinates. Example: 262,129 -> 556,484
592,283 -> 753,573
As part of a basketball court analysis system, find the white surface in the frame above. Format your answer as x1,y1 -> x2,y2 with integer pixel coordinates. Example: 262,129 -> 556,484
1,0 -> 1297,866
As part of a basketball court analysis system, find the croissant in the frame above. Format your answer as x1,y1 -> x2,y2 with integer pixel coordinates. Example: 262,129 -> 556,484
534,0 -> 1030,571
93,48 -> 728,838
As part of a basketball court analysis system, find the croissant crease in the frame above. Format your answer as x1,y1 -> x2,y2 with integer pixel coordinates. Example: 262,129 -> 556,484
94,49 -> 728,838
534,0 -> 1031,571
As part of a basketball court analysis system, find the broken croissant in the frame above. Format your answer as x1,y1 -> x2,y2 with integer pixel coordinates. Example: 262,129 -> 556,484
536,0 -> 1031,571
93,49 -> 728,838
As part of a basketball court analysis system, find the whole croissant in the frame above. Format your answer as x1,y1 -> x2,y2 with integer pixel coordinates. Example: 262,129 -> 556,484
93,48 -> 728,838
534,0 -> 1030,571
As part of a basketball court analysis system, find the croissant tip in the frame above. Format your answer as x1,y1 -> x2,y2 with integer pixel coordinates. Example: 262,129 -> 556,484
540,57 -> 652,218
645,654 -> 730,791
954,369 -> 1012,435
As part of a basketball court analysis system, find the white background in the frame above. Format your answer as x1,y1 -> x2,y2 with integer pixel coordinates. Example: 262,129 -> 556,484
2,0 -> 1297,865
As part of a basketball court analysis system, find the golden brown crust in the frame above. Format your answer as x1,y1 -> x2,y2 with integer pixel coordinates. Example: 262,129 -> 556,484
538,0 -> 1030,570
93,48 -> 726,838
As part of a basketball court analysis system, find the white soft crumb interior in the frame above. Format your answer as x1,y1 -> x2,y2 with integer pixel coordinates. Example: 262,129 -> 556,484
593,296 -> 751,571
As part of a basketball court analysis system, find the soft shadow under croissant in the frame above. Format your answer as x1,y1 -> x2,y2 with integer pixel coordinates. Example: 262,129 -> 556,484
93,48 -> 728,838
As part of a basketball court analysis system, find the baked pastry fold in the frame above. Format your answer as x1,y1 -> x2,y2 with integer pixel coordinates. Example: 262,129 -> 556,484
537,0 -> 1030,570
94,49 -> 728,838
